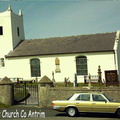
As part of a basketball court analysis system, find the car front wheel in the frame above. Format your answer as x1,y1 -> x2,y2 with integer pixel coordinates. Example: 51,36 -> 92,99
66,107 -> 78,117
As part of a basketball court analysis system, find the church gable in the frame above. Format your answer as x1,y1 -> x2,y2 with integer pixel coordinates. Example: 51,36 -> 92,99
6,32 -> 116,58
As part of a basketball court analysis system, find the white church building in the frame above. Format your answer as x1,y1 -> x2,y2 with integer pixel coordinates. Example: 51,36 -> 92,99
0,6 -> 120,83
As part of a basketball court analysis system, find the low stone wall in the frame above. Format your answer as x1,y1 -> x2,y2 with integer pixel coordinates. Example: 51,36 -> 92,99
39,86 -> 120,107
0,84 -> 14,105
0,77 -> 14,105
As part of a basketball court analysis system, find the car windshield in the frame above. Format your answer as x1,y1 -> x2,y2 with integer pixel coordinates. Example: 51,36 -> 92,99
103,94 -> 113,102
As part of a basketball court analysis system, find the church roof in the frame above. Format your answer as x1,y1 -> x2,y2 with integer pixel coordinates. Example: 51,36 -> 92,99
6,32 -> 116,58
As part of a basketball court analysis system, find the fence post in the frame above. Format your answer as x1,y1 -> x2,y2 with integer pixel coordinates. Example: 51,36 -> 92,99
98,65 -> 102,85
88,73 -> 92,89
84,75 -> 87,85
74,74 -> 78,87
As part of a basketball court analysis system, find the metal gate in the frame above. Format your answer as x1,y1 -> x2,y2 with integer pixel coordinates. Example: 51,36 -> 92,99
14,82 -> 39,105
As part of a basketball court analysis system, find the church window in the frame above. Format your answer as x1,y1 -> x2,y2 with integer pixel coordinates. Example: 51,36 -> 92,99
17,27 -> 20,36
0,26 -> 3,35
76,56 -> 88,75
30,58 -> 41,77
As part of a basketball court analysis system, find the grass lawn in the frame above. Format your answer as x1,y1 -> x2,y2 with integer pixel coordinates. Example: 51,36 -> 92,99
0,102 -> 11,108
54,82 -> 106,87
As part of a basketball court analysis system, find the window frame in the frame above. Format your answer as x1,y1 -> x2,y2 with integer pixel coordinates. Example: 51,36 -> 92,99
76,94 -> 90,101
0,26 -> 3,35
92,94 -> 106,102
76,56 -> 88,75
30,58 -> 41,77
17,27 -> 20,36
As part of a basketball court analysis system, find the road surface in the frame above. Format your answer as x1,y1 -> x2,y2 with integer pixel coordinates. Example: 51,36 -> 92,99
0,106 -> 119,120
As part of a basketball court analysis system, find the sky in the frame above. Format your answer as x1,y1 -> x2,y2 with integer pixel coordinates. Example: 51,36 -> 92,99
0,0 -> 120,39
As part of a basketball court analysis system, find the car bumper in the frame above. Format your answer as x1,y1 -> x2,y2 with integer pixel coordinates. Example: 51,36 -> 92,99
53,106 -> 65,112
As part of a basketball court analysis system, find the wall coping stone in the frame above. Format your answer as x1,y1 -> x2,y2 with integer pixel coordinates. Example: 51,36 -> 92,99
39,75 -> 53,84
0,76 -> 13,85
49,87 -> 120,91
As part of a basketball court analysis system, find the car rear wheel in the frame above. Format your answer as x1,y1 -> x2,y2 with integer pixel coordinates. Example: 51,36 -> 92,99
116,109 -> 120,118
66,107 -> 78,117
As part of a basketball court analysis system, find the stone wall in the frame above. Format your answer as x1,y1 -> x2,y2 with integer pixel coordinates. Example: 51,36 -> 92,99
39,86 -> 120,107
0,77 -> 14,105
0,84 -> 14,105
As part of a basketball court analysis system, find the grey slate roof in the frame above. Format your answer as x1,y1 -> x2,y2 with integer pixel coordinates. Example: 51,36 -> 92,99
6,32 -> 116,58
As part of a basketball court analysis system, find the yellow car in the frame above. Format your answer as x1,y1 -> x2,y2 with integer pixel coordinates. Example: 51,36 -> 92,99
52,93 -> 120,117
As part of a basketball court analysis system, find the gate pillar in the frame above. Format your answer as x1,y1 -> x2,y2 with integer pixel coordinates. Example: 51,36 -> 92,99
39,75 -> 54,87
39,75 -> 54,107
0,76 -> 14,105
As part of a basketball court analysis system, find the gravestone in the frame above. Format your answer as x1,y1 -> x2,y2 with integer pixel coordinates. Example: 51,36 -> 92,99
105,70 -> 119,86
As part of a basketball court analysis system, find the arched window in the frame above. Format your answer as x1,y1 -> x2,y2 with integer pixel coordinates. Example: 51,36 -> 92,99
30,58 -> 41,77
76,56 -> 88,75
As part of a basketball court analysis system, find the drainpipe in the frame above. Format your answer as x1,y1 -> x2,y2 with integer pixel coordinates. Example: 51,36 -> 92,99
114,50 -> 117,70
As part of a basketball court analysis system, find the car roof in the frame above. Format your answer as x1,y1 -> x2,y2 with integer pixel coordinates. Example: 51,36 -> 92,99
74,92 -> 104,95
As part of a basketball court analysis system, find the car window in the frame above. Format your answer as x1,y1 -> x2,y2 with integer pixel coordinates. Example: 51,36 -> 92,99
103,94 -> 113,102
76,94 -> 90,101
66,95 -> 73,100
92,95 -> 106,102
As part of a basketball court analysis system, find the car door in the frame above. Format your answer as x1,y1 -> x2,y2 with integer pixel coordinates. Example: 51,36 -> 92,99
91,94 -> 111,113
75,94 -> 92,112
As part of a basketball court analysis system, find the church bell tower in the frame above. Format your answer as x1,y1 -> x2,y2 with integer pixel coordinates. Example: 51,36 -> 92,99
0,5 -> 25,58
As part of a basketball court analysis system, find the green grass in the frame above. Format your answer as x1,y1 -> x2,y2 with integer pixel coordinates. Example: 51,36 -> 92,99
15,82 -> 38,86
54,82 -> 106,87
54,82 -> 74,87
78,83 -> 105,87
0,102 -> 11,108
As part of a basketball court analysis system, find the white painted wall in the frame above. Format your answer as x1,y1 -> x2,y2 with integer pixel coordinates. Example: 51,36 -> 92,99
1,52 -> 116,83
0,10 -> 13,57
11,11 -> 25,48
74,52 -> 116,83
0,7 -> 25,80
0,7 -> 118,83
0,8 -> 25,58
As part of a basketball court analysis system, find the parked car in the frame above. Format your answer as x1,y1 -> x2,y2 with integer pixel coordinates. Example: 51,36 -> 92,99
52,92 -> 120,117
